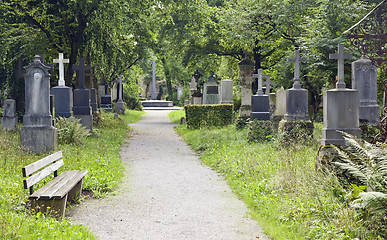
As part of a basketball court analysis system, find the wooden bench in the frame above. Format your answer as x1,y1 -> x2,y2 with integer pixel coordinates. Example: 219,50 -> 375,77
22,151 -> 88,219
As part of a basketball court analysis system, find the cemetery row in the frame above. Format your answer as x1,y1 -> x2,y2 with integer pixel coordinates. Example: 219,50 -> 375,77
1,54 -> 127,154
186,43 -> 383,145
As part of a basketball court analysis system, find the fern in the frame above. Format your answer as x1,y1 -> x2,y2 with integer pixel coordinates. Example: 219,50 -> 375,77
55,117 -> 90,146
353,192 -> 387,215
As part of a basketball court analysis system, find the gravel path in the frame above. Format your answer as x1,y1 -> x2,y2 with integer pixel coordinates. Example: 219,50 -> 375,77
68,110 -> 270,240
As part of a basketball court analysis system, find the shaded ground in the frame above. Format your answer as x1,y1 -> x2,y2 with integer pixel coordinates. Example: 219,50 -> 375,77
68,110 -> 270,240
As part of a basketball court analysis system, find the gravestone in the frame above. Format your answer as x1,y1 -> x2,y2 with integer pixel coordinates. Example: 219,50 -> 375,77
220,80 -> 233,104
20,55 -> 57,153
272,87 -> 287,126
190,70 -> 202,104
189,77 -> 197,104
251,69 -> 271,121
321,44 -> 361,146
352,57 -> 380,125
51,53 -> 73,118
203,72 -> 220,104
283,49 -> 310,121
238,58 -> 255,117
115,76 -> 126,114
73,58 -> 93,132
101,83 -> 113,111
1,99 -> 17,130
90,88 -> 98,112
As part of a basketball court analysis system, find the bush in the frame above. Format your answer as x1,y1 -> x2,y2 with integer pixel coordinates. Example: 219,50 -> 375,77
124,94 -> 143,111
235,117 -> 249,130
248,120 -> 273,142
55,117 -> 90,145
277,121 -> 314,147
184,104 -> 233,129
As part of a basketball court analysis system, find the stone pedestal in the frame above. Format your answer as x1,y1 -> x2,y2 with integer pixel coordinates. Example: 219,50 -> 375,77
20,126 -> 57,152
73,89 -> 92,132
238,59 -> 254,118
251,95 -> 270,121
352,58 -> 380,125
193,96 -> 202,105
321,89 -> 361,146
1,99 -> 17,130
203,82 -> 219,104
284,88 -> 309,121
220,80 -> 233,104
90,88 -> 98,112
115,99 -> 126,114
51,86 -> 73,118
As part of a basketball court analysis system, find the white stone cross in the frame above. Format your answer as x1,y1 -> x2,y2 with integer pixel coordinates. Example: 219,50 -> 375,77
288,49 -> 306,89
253,68 -> 269,95
263,76 -> 274,94
53,53 -> 69,86
329,43 -> 352,89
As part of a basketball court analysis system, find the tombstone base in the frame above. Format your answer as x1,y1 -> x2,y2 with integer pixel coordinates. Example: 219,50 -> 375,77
74,114 -> 93,133
115,100 -> 126,114
20,126 -> 57,153
192,97 -> 202,105
239,105 -> 251,118
23,115 -> 52,127
359,105 -> 380,125
251,112 -> 270,121
1,117 -> 17,130
321,128 -> 361,146
251,95 -> 270,121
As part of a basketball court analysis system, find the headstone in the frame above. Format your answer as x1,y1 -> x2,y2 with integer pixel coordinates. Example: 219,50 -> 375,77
272,87 -> 287,123
20,55 -> 58,153
238,58 -> 255,117
352,57 -> 380,125
190,70 -> 202,104
73,58 -> 93,132
321,43 -> 361,146
202,71 -> 219,104
151,61 -> 157,100
189,77 -> 197,104
251,69 -> 271,121
1,99 -> 17,130
111,81 -> 118,102
51,53 -> 73,118
115,76 -> 126,114
90,88 -> 98,112
177,85 -> 183,100
220,80 -> 233,104
283,49 -> 310,121
101,83 -> 113,112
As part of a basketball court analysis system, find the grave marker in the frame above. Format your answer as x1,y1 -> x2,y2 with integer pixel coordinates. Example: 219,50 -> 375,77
251,69 -> 270,121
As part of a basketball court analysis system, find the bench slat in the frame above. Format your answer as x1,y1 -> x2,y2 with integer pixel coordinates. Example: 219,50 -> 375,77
29,171 -> 73,200
38,171 -> 78,199
22,151 -> 63,177
23,160 -> 64,189
50,170 -> 88,199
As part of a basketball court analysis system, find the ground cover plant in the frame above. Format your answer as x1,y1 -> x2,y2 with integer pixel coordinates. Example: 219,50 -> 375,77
170,110 -> 384,239
0,110 -> 144,239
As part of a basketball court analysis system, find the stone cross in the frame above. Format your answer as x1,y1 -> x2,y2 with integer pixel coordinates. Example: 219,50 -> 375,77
253,69 -> 269,95
72,58 -> 91,89
53,53 -> 69,87
263,76 -> 274,94
288,49 -> 306,89
329,43 -> 352,89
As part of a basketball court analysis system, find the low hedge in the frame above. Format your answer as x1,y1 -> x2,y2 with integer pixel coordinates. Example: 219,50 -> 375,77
185,104 -> 234,129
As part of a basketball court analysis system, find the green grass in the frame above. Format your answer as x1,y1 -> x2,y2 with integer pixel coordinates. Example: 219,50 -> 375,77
0,109 -> 144,239
168,109 -> 185,124
173,122 -> 381,240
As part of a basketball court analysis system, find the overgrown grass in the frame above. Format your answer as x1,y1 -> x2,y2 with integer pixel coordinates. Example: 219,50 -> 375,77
0,109 -> 144,239
174,121 -> 381,239
168,109 -> 185,124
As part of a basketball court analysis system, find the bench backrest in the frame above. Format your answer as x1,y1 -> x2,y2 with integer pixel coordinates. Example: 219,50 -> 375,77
22,151 -> 64,194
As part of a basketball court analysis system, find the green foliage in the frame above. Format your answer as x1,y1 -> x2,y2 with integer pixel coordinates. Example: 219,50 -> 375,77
168,109 -> 185,124
55,117 -> 90,146
277,121 -> 315,147
248,120 -> 273,143
184,104 -> 233,129
175,124 -> 382,239
0,110 -> 143,238
235,117 -> 248,130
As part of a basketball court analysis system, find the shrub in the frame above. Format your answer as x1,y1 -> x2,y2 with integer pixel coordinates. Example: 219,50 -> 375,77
277,121 -> 314,147
184,104 -> 233,129
247,120 -> 273,142
55,117 -> 90,145
124,94 -> 143,111
235,117 -> 249,130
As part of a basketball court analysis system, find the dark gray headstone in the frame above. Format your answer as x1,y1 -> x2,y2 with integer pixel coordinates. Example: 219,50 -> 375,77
51,86 -> 73,118
251,95 -> 270,121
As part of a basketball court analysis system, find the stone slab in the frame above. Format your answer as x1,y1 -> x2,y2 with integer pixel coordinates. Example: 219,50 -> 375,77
115,100 -> 126,114
251,95 -> 270,121
141,100 -> 173,107
51,86 -> 73,118
74,114 -> 93,133
1,117 -> 17,130
284,87 -> 309,121
20,126 -> 57,153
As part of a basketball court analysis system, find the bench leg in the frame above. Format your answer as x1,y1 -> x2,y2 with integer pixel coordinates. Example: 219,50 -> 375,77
29,195 -> 68,220
67,179 -> 84,203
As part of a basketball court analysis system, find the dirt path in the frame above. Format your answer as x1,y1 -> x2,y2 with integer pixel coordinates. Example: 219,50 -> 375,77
68,110 -> 270,240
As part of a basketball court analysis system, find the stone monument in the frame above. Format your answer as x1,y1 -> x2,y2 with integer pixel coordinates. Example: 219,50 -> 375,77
251,69 -> 271,121
352,57 -> 380,125
51,53 -> 73,118
151,61 -> 157,100
203,71 -> 220,104
115,76 -> 126,114
1,99 -> 17,130
20,55 -> 57,153
189,70 -> 202,105
72,58 -> 93,132
220,79 -> 234,104
283,49 -> 309,121
272,87 -> 287,127
238,58 -> 255,118
321,43 -> 361,146
101,83 -> 113,111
